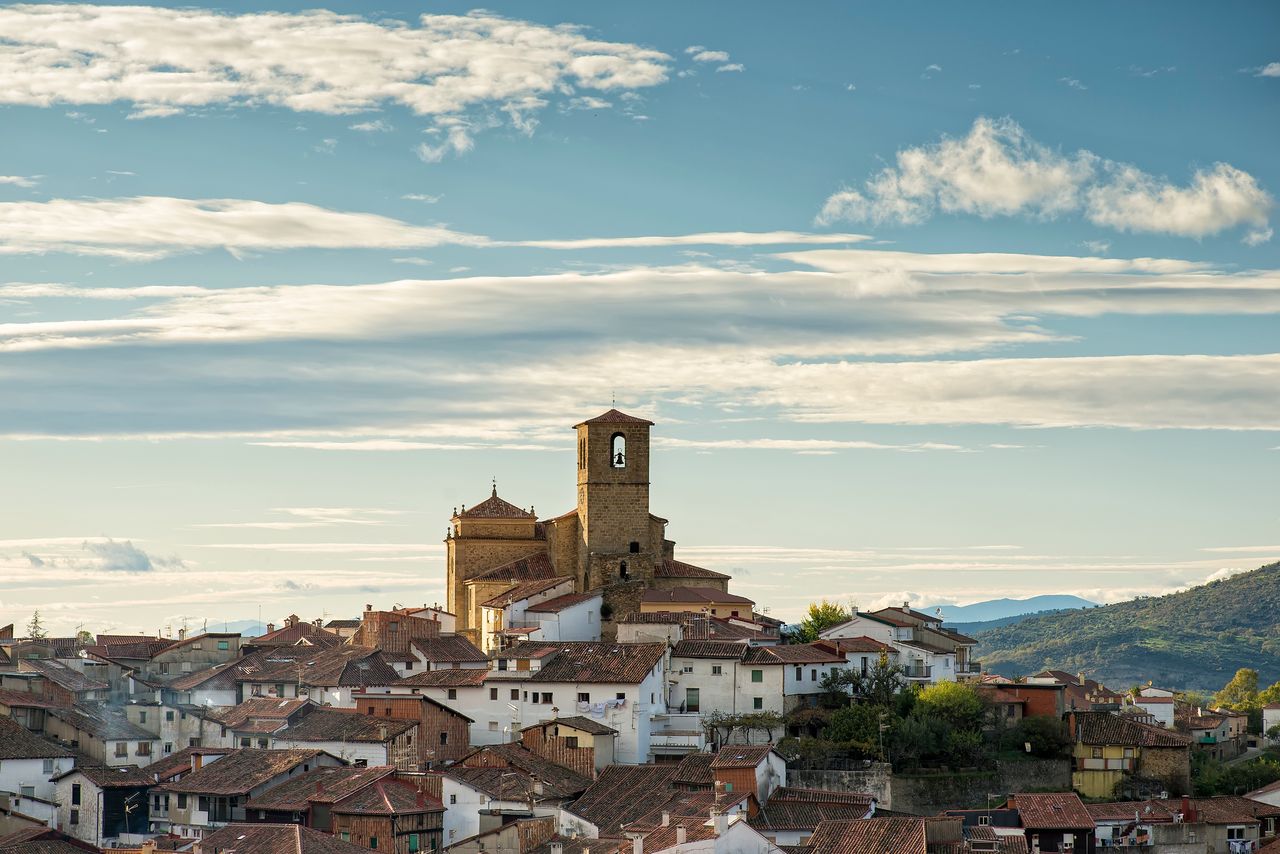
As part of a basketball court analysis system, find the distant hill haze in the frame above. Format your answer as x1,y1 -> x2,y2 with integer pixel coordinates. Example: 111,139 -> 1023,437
974,562 -> 1280,691
925,595 -> 1099,624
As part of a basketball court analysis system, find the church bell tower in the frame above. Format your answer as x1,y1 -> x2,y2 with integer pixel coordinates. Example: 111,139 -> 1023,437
574,409 -> 655,589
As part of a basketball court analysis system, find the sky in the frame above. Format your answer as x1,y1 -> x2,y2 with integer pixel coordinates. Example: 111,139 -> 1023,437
1,1 -> 1278,636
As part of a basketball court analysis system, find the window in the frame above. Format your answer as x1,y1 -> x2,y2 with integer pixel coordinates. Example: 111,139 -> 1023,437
166,710 -> 175,721
409,833 -> 420,853
115,742 -> 128,757
385,707 -> 392,716
70,809 -> 79,826
489,721 -> 499,731
542,692 -> 553,704
447,689 -> 457,700
686,688 -> 700,713
240,737 -> 251,748
511,689 -> 520,701
1227,827 -> 1246,841
164,742 -> 173,754
619,560 -> 629,581
181,662 -> 191,672
565,736 -> 579,748
751,669 -> 763,683
497,658 -> 508,671
139,711 -> 147,724
370,837 -> 379,850
731,610 -> 739,617
440,732 -> 449,745
405,661 -> 413,671
449,794 -> 457,805
389,622 -> 399,633
616,693 -> 626,700
1123,747 -> 1134,758
43,758 -> 54,774
811,669 -> 818,681
578,692 -> 590,702
753,697 -> 763,710
199,796 -> 210,812
611,432 -> 626,467
341,832 -> 351,841
72,784 -> 81,806
1091,747 -> 1103,759
178,794 -> 188,809
20,785 -> 35,798
712,665 -> 723,675
490,688 -> 498,700
795,666 -> 802,680
217,641 -> 229,651
978,816 -> 991,826
257,738 -> 268,749
274,683 -> 285,696
137,742 -> 151,756
629,541 -> 640,554
682,666 -> 694,674
723,782 -> 733,792
531,693 -> 540,704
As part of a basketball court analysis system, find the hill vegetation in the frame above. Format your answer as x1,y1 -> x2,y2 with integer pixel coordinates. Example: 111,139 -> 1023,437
929,594 -> 1099,624
975,562 -> 1280,690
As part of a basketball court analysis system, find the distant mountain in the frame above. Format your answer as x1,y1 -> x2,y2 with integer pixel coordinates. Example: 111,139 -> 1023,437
207,619 -> 267,637
974,562 -> 1280,691
949,609 -> 1087,635
925,595 -> 1099,624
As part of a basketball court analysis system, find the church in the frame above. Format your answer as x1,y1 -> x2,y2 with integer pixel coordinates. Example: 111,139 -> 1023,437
444,409 -> 741,638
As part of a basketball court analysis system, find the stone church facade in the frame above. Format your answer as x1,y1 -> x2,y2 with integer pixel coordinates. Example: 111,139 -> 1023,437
444,409 -> 731,637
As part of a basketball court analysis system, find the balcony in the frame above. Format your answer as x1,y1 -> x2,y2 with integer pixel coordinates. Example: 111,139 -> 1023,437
957,661 -> 982,674
905,665 -> 933,681
1076,757 -> 1134,771
650,731 -> 705,752
1197,735 -> 1218,744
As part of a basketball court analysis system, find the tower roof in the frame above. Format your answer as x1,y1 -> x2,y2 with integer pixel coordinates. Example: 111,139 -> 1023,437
573,408 -> 654,428
455,486 -> 535,520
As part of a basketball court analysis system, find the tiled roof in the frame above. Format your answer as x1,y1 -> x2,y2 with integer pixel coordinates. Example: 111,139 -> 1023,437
251,621 -> 340,648
199,823 -> 370,854
236,646 -> 400,688
143,746 -> 233,783
876,606 -> 942,624
470,551 -> 556,583
805,817 -> 929,854
1011,792 -> 1095,830
574,409 -> 654,427
163,660 -> 240,691
0,715 -> 75,759
277,708 -> 417,743
482,576 -> 568,608
816,637 -> 893,655
0,828 -> 97,853
673,752 -> 715,787
17,659 -> 108,693
458,743 -> 592,798
526,592 -> 601,613
522,715 -> 617,736
410,635 -> 488,663
671,640 -> 749,659
1072,711 -> 1192,748
656,559 -> 731,580
937,628 -> 978,645
159,748 -> 328,795
244,765 -> 395,810
330,776 -> 443,815
860,610 -> 915,628
568,764 -> 680,837
325,619 -> 361,629
447,766 -> 544,801
525,642 -> 666,684
1085,800 -> 1175,822
1151,796 -> 1280,824
751,801 -> 875,832
896,639 -> 956,656
710,745 -> 775,769
456,488 -> 536,519
529,838 -> 625,854
639,818 -> 718,849
978,687 -> 1029,706
86,638 -> 175,661
395,668 -> 491,687
214,697 -> 313,729
742,644 -> 844,665
48,703 -> 155,741
772,787 -> 876,806
0,689 -> 61,709
56,764 -> 155,788
640,586 -> 755,606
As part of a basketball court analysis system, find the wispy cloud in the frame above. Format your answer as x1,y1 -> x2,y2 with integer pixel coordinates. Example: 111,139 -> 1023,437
1251,62 -> 1280,78
817,116 -> 1273,241
0,175 -> 39,188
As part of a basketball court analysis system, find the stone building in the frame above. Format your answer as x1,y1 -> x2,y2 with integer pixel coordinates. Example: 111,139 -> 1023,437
445,410 -> 733,637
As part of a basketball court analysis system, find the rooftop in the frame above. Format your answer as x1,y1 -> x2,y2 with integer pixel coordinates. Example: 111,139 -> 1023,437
743,644 -> 844,665
710,745 -> 776,769
522,715 -> 617,736
244,765 -> 396,811
1072,711 -> 1192,748
655,559 -> 731,581
330,776 -> 444,816
199,823 -> 371,854
277,708 -> 417,743
574,409 -> 655,427
409,634 -> 488,663
394,668 -> 490,688
568,764 -> 680,836
640,586 -> 755,606
526,592 -> 602,613
158,748 -> 329,796
469,551 -> 556,583
522,642 -> 666,684
481,576 -> 568,608
1011,792 -> 1096,830
804,817 -> 929,854
47,703 -> 155,741
456,486 -> 536,520
0,715 -> 75,760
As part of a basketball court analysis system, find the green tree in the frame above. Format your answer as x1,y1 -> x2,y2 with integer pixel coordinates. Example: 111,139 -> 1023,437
791,599 -> 853,643
76,629 -> 94,646
915,681 -> 988,732
1002,716 -> 1071,758
1258,681 -> 1280,706
26,610 -> 46,640
1214,668 -> 1260,710
823,703 -> 884,747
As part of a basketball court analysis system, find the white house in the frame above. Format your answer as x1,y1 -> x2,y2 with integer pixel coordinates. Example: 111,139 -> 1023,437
53,765 -> 156,848
819,611 -> 958,684
521,592 -> 603,644
738,645 -> 845,718
0,716 -> 76,806
479,577 -> 575,653
1132,696 -> 1176,728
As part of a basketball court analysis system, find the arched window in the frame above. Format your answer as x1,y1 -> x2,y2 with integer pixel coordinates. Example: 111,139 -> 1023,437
619,560 -> 630,580
610,432 -> 626,468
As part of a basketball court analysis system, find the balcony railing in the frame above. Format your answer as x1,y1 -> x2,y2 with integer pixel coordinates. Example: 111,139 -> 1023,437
905,666 -> 933,680
1076,757 -> 1134,771
957,662 -> 982,674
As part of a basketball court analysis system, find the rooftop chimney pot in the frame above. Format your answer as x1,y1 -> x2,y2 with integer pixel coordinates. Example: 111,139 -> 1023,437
676,825 -> 686,845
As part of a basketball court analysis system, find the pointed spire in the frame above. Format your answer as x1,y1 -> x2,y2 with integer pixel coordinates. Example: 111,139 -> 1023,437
492,476 -> 498,498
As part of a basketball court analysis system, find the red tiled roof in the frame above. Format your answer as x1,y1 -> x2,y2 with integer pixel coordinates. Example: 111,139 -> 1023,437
276,708 -> 417,743
143,746 -> 234,783
656,559 -> 730,581
743,644 -> 843,665
574,409 -> 654,427
482,576 -> 569,608
805,817 -> 929,854
159,748 -> 328,796
671,640 -> 749,659
751,801 -> 875,832
0,716 -> 75,760
199,823 -> 370,854
815,637 -> 892,655
1072,711 -> 1192,748
410,635 -> 488,663
395,668 -> 490,687
1011,792 -> 1095,830
673,753 -> 715,787
1151,796 -> 1280,824
772,787 -> 877,806
526,592 -> 600,613
568,764 -> 680,837
0,689 -> 61,709
525,642 -> 666,684
456,489 -> 535,519
640,587 -> 755,606
17,659 -> 108,693
1085,800 -> 1175,822
214,697 -> 313,730
469,551 -> 556,583
244,765 -> 395,810
330,776 -> 444,815
710,745 -> 775,769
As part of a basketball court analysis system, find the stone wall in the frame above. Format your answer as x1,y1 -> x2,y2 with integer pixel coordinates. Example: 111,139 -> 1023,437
788,763 -> 893,807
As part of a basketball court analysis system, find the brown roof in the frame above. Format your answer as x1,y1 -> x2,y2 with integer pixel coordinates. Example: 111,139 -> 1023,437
522,715 -> 617,736
47,703 -> 155,741
482,576 -> 569,608
673,752 -> 715,787
710,745 -> 776,769
456,488 -> 536,520
876,606 -> 942,624
55,764 -> 155,788
86,638 -> 175,661
143,746 -> 234,783
640,587 -> 755,606
0,715 -> 75,760
526,592 -> 601,613
17,659 -> 108,693
278,708 -> 417,743
816,636 -> 894,655
0,828 -> 96,853
456,743 -> 592,799
743,644 -> 844,665
244,765 -> 395,811
1072,711 -> 1192,748
470,551 -> 557,583
251,620 -> 341,648
1012,792 -> 1095,830
1151,796 -> 1280,824
751,801 -> 875,832
330,776 -> 444,816
410,635 -> 488,663
395,668 -> 491,688
1085,800 -> 1175,822
574,409 -> 654,427
200,823 -> 370,854
0,689 -> 61,709
772,787 -> 877,806
214,697 -> 314,729
159,748 -> 329,795
568,764 -> 681,836
656,559 -> 731,581
671,640 -> 749,659
805,817 -> 929,854
236,646 -> 400,688
524,642 -> 666,684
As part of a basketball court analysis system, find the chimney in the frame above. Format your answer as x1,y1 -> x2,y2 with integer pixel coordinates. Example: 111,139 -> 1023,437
178,628 -> 186,641
630,837 -> 641,854
366,604 -> 373,612
903,600 -> 910,609
661,811 -> 670,827
712,808 -> 727,836
550,845 -> 563,854
676,824 -> 686,845
266,623 -> 276,634
416,789 -> 425,807
378,725 -> 388,741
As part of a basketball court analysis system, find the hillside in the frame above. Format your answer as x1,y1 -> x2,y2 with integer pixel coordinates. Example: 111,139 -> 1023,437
975,562 -> 1280,691
929,594 -> 1098,624
950,608 -> 1090,635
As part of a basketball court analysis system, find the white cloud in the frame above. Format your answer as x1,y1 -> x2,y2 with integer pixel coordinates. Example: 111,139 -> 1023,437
0,5 -> 670,156
0,175 -> 38,188
1059,76 -> 1087,90
1244,227 -> 1273,246
348,118 -> 392,132
508,230 -> 871,249
716,63 -> 745,73
82,538 -> 182,571
401,193 -> 441,203
562,96 -> 612,111
818,117 -> 1272,240
1082,239 -> 1111,254
655,437 -> 970,453
690,50 -> 729,63
1253,62 -> 1280,78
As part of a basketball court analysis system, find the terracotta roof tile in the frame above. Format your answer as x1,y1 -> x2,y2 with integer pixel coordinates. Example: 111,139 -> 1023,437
751,801 -> 875,832
568,764 -> 680,837
815,637 -> 892,655
671,640 -> 749,659
394,668 -> 491,688
159,748 -> 328,796
200,823 -> 370,853
55,764 -> 155,788
772,787 -> 876,806
470,551 -> 556,583
640,586 -> 755,606
710,745 -> 775,769
47,703 -> 155,741
656,559 -> 730,581
1151,796 -> 1280,824
277,708 -> 417,743
743,644 -> 844,665
330,776 -> 443,816
805,817 -> 929,854
526,592 -> 600,613
17,659 -> 108,693
456,489 -> 536,519
521,642 -> 666,684
0,716 -> 75,759
574,409 -> 655,427
482,576 -> 569,608
1072,711 -> 1191,748
522,715 -> 617,736
456,743 -> 591,799
1011,792 -> 1095,830
409,635 -> 488,663
673,753 -> 715,787
243,765 -> 395,811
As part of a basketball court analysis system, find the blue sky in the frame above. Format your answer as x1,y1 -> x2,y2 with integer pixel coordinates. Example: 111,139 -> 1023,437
1,1 -> 1278,635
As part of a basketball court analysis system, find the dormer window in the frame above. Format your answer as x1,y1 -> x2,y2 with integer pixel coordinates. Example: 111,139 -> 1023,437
611,433 -> 626,468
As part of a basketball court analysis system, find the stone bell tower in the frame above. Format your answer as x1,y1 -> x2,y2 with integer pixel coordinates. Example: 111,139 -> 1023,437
574,409 -> 658,590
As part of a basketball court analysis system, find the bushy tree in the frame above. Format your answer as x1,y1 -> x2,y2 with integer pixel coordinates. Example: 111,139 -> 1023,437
915,681 -> 988,732
1214,668 -> 1260,710
822,652 -> 908,709
823,703 -> 884,748
790,599 -> 853,643
1002,715 -> 1071,758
